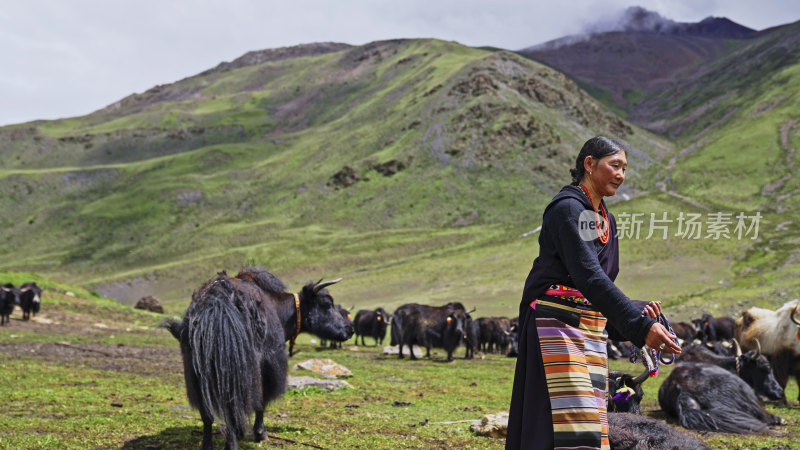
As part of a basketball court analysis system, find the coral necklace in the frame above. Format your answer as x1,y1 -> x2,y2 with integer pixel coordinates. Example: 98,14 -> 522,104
579,184 -> 610,245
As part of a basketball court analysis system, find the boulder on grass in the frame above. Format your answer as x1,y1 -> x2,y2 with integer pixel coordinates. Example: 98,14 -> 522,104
134,295 -> 164,314
292,358 -> 353,378
382,345 -> 424,359
287,376 -> 352,391
471,411 -> 509,438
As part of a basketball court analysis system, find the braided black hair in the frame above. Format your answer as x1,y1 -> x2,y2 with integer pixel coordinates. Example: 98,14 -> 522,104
570,136 -> 626,185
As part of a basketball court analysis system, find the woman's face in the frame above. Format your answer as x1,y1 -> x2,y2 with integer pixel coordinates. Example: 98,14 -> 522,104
585,151 -> 627,197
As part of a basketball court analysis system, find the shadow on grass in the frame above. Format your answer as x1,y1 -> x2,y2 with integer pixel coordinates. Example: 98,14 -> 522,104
123,424 -> 307,449
122,426 -> 205,449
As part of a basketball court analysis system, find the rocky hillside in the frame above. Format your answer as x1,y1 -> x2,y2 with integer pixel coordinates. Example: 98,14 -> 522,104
0,38 -> 670,305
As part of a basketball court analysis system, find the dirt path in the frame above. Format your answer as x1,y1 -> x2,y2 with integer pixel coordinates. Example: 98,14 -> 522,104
0,304 -> 182,382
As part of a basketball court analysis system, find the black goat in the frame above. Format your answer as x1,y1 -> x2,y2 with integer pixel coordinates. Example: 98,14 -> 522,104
162,268 -> 353,449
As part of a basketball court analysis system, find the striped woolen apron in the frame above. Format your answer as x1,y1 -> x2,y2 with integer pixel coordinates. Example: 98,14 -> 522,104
534,295 -> 609,450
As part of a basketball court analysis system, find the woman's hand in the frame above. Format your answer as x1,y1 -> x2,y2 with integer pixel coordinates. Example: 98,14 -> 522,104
643,301 -> 662,319
645,322 -> 681,354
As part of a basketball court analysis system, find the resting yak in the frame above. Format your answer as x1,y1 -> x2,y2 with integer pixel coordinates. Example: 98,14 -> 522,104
736,300 -> 800,402
658,363 -> 783,433
163,268 -> 354,450
678,340 -> 784,401
606,369 -> 650,414
608,413 -> 711,450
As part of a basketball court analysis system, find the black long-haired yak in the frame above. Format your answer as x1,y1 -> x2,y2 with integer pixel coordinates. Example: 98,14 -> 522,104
658,363 -> 784,433
163,268 -> 354,450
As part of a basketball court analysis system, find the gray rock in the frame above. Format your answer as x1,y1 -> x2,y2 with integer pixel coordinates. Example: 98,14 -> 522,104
382,345 -> 425,359
287,376 -> 352,391
471,411 -> 509,438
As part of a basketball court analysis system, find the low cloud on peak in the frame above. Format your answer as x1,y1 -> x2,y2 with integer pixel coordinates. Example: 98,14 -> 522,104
523,6 -> 756,52
585,6 -> 679,34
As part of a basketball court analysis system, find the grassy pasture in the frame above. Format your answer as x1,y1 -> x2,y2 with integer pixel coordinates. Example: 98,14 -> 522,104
2,32 -> 800,449
1,277 -> 799,449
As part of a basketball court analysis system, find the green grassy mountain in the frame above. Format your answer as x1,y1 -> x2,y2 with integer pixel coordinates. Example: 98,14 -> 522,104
1,27 -> 799,322
0,38 -> 671,312
643,20 -> 800,316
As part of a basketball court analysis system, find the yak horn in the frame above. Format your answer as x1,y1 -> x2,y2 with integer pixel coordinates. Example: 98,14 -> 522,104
791,304 -> 800,326
754,338 -> 762,355
733,338 -> 742,357
467,307 -> 476,314
314,278 -> 342,293
632,368 -> 650,385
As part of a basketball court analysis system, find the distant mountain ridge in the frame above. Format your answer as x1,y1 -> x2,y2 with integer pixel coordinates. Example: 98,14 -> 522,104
518,7 -> 777,124
524,7 -> 756,53
201,42 -> 353,75
100,42 -> 353,116
587,6 -> 756,38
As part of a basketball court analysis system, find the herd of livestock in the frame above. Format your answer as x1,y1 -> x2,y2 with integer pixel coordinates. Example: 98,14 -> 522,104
0,282 -> 41,325
332,297 -> 800,446
3,271 -> 800,449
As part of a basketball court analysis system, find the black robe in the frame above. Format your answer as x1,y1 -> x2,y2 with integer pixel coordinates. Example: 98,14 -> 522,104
506,185 -> 656,449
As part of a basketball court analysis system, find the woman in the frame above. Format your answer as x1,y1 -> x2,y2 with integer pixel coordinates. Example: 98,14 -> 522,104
506,136 -> 681,450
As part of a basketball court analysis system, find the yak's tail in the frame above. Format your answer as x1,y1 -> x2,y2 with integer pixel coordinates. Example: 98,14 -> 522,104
159,317 -> 184,341
390,311 -> 403,347
187,280 -> 261,440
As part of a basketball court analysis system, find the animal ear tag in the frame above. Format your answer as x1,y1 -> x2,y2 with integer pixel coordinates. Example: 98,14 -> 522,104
447,316 -> 452,324
796,329 -> 800,341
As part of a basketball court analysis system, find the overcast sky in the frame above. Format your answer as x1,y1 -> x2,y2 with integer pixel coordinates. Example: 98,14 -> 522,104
1,0 -> 798,127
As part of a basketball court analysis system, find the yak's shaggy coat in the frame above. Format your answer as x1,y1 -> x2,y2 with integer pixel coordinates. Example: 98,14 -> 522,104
164,268 -> 353,450
658,363 -> 783,433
